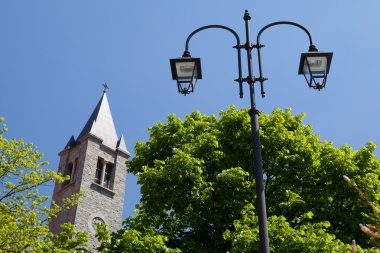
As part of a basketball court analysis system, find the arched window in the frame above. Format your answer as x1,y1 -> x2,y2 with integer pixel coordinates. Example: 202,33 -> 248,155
94,157 -> 114,190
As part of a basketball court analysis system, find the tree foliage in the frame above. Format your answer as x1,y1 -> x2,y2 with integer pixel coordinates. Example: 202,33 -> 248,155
96,221 -> 181,253
101,107 -> 380,252
258,109 -> 380,247
344,175 -> 380,248
0,117 -> 88,252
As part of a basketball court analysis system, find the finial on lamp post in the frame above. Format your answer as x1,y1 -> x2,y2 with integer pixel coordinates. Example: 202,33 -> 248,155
244,10 -> 251,21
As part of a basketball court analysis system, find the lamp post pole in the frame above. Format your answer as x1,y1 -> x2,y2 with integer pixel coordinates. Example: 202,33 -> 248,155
170,9 -> 332,253
243,11 -> 270,253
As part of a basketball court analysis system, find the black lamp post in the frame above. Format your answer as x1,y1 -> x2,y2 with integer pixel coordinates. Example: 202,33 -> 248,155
170,10 -> 332,253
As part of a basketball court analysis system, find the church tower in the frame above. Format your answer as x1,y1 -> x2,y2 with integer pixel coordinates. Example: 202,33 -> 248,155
49,91 -> 130,251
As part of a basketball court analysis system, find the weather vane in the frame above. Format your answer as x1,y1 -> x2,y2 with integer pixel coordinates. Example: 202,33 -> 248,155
102,82 -> 109,93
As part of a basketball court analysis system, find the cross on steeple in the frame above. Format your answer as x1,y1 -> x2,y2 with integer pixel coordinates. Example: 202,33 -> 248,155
102,82 -> 109,93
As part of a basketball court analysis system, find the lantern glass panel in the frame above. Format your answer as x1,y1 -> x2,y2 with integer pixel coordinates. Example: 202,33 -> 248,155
303,56 -> 328,74
175,61 -> 198,79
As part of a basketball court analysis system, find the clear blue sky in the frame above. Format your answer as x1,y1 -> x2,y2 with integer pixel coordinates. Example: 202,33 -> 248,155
1,1 -> 380,220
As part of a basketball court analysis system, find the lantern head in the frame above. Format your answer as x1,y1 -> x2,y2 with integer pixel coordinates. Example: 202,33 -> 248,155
170,52 -> 202,95
298,50 -> 333,90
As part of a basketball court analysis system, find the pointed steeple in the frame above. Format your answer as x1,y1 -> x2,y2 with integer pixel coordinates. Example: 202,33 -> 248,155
77,92 -> 119,150
64,135 -> 76,149
116,134 -> 129,154
51,88 -> 129,251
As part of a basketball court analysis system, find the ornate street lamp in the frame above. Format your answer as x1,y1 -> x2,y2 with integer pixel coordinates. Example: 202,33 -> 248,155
298,50 -> 333,90
170,55 -> 202,95
169,10 -> 332,253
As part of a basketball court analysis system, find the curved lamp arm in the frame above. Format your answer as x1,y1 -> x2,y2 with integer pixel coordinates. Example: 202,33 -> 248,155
255,21 -> 317,97
257,21 -> 315,47
183,25 -> 245,98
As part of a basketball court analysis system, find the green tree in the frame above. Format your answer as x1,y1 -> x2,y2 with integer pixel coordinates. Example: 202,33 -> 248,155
96,221 -> 181,253
344,175 -> 380,248
224,204 -> 354,252
259,109 -> 380,246
101,107 -> 380,252
0,117 -> 88,252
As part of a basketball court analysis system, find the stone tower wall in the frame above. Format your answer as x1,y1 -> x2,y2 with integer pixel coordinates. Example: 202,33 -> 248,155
73,135 -> 128,250
49,93 -> 129,252
49,140 -> 89,234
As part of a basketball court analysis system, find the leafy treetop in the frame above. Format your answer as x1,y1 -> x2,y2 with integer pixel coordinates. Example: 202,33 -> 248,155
0,117 -> 88,252
98,107 -> 380,252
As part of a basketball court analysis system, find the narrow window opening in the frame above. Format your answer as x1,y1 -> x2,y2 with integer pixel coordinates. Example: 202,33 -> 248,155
62,162 -> 73,188
94,157 -> 114,191
103,163 -> 113,189
95,158 -> 103,185
72,158 -> 78,182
